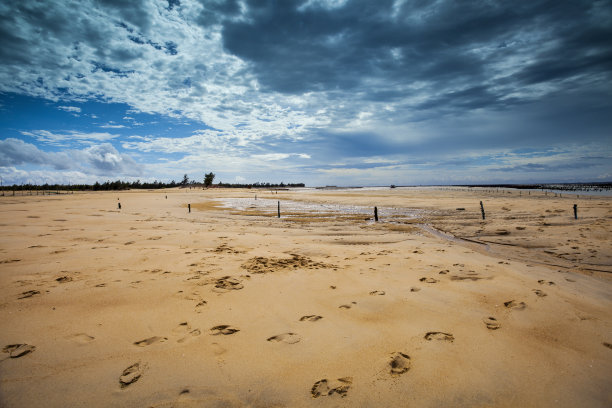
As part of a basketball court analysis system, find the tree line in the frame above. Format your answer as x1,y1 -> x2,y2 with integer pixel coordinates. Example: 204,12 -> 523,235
0,173 -> 305,191
0,180 -> 181,191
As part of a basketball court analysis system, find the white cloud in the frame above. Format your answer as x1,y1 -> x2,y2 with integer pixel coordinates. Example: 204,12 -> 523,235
0,0 -> 333,150
20,130 -> 119,145
251,153 -> 291,161
58,105 -> 81,113
79,143 -> 141,175
99,123 -> 126,129
0,138 -> 142,179
251,153 -> 312,161
0,138 -> 71,169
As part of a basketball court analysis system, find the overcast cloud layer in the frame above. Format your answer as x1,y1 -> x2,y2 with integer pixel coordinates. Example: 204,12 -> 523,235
1,0 -> 611,185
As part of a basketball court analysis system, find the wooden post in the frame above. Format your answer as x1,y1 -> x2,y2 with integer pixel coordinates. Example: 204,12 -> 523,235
277,201 -> 280,218
374,206 -> 378,222
480,201 -> 485,220
188,203 -> 191,213
573,204 -> 577,220
118,202 -> 121,210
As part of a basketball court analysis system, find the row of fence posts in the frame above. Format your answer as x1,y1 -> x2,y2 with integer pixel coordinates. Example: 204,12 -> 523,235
3,189 -> 586,223
178,200 -> 580,220
478,201 -> 578,220
1,189 -> 74,196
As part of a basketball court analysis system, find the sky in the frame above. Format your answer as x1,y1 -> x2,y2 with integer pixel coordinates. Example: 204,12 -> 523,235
0,0 -> 611,187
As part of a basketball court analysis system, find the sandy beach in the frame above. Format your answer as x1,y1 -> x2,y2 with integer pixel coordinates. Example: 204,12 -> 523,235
1,187 -> 611,407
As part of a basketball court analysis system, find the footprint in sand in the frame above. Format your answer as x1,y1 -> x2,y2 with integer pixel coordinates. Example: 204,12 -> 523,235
424,332 -> 454,342
410,287 -> 421,292
173,322 -> 202,343
483,317 -> 501,330
339,302 -> 357,309
451,274 -> 486,281
213,276 -> 244,291
389,352 -> 411,375
18,290 -> 40,299
211,342 -> 227,356
195,300 -> 207,313
538,280 -> 555,285
134,336 -> 168,347
119,362 -> 145,388
173,322 -> 191,334
311,377 -> 353,398
603,342 -> 612,350
419,277 -> 438,283
55,276 -> 73,283
300,315 -> 323,322
178,329 -> 201,343
266,333 -> 301,344
532,289 -> 547,297
210,325 -> 240,335
68,333 -> 95,344
369,290 -> 385,296
504,300 -> 527,310
3,344 -> 36,358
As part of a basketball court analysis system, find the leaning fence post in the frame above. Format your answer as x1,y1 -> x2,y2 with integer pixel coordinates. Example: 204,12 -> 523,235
480,201 -> 485,220
573,204 -> 577,220
374,206 -> 378,222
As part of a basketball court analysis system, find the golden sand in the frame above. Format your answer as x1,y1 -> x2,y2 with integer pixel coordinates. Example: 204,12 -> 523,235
1,187 -> 611,407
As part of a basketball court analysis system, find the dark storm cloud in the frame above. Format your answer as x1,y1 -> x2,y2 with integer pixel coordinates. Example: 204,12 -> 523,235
196,0 -> 242,26
220,0 -> 612,109
493,159 -> 604,173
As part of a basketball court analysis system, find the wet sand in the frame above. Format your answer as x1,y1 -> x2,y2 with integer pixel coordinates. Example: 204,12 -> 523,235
1,187 -> 611,407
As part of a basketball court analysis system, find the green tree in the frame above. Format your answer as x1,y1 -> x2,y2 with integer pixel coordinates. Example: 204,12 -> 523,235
204,172 -> 215,187
181,174 -> 189,186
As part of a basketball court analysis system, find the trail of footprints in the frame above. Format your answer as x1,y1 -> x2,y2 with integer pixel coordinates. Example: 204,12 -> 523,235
118,278 -> 551,395
8,265 -> 569,398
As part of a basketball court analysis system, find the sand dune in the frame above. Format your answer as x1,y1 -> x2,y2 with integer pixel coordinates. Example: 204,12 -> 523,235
1,187 -> 611,407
